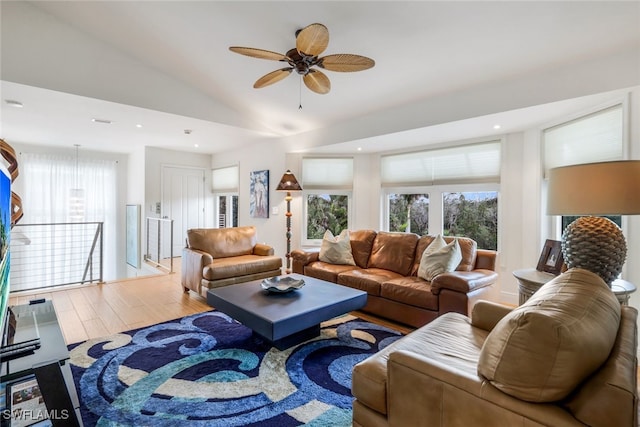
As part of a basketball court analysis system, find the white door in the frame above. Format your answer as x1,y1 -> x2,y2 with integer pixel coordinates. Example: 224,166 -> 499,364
161,166 -> 205,257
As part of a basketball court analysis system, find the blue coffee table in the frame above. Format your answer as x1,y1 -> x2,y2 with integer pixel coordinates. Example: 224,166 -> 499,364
207,274 -> 367,350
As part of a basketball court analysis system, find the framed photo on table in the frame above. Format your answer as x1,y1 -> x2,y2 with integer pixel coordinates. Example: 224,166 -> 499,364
536,239 -> 564,275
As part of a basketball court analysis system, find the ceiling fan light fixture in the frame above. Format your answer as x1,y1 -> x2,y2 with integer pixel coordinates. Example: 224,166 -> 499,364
230,22 -> 374,97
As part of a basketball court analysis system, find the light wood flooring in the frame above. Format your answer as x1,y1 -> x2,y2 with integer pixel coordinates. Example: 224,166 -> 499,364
8,261 -> 412,345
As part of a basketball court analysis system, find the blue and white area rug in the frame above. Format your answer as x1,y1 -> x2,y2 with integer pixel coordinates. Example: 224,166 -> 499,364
68,311 -> 402,426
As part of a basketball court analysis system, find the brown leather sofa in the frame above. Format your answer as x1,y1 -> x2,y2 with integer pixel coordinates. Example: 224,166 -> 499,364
291,230 -> 498,327
181,226 -> 282,297
352,268 -> 638,427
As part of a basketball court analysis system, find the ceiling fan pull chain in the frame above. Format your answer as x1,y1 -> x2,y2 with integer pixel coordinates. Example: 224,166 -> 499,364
299,76 -> 303,109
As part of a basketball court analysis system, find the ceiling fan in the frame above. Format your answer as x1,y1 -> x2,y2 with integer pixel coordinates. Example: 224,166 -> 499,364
229,23 -> 374,95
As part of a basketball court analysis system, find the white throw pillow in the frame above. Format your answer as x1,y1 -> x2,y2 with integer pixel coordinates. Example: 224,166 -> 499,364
417,235 -> 462,281
319,230 -> 356,265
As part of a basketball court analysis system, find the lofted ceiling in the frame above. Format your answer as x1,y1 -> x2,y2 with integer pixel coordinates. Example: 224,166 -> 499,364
1,1 -> 639,155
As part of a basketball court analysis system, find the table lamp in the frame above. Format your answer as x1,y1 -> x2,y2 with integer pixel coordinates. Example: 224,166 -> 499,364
547,160 -> 640,286
276,170 -> 302,273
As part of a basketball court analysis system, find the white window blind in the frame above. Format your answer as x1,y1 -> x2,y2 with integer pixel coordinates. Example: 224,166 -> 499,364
302,158 -> 353,190
543,104 -> 623,175
212,165 -> 238,192
381,141 -> 501,186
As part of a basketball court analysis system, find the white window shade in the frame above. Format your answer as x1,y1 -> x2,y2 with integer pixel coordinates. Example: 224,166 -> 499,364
543,104 -> 623,176
302,158 -> 353,190
381,141 -> 501,186
212,165 -> 238,193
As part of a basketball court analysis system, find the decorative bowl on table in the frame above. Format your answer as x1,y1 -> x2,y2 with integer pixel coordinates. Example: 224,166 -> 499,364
261,276 -> 305,293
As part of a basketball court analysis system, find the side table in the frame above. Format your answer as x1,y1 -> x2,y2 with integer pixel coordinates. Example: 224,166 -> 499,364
512,268 -> 636,305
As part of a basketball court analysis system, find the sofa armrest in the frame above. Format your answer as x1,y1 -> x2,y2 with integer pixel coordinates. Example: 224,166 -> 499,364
387,350 -> 580,427
431,269 -> 498,295
475,249 -> 497,271
291,248 -> 320,274
181,247 -> 213,294
470,300 -> 513,331
253,243 -> 275,256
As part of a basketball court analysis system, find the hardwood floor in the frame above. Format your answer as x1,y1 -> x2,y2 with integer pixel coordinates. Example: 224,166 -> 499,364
8,269 -> 210,344
8,262 -> 413,344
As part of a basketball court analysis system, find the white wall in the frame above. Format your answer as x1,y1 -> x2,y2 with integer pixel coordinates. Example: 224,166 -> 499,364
143,147 -> 214,264
213,141 -> 289,265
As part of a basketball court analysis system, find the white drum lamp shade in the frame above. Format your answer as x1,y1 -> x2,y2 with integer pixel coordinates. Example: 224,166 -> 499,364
547,160 -> 640,285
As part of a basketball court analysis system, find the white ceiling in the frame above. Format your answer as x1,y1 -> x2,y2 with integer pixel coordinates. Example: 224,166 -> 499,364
1,1 -> 639,155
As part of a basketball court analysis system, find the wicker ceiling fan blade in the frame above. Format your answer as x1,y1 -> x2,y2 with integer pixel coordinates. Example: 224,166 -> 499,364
303,69 -> 330,94
318,54 -> 375,72
296,23 -> 329,57
254,68 -> 293,88
229,46 -> 289,61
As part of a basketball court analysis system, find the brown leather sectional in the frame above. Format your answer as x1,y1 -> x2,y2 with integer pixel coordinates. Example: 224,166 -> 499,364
291,230 -> 498,327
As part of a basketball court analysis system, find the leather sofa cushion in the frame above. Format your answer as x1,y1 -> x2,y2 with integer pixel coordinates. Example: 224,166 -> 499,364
478,268 -> 621,402
304,262 -> 359,283
368,231 -> 418,276
349,229 -> 377,268
203,255 -> 282,280
380,277 -> 438,310
187,226 -> 257,258
412,235 -> 477,275
337,268 -> 403,296
353,312 -> 487,415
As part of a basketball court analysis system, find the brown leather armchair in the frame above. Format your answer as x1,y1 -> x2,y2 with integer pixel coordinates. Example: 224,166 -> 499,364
181,226 -> 282,297
352,268 -> 638,427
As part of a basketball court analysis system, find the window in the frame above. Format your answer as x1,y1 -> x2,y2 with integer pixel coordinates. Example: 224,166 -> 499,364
443,191 -> 498,250
382,141 -> 501,250
212,165 -> 238,228
305,193 -> 350,239
301,158 -> 353,243
387,193 -> 429,235
20,152 -> 118,284
543,103 -> 624,175
217,195 -> 238,228
543,102 -> 627,238
381,141 -> 501,186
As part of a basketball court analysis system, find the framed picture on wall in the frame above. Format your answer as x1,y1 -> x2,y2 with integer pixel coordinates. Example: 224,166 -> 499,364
536,239 -> 564,275
249,170 -> 269,218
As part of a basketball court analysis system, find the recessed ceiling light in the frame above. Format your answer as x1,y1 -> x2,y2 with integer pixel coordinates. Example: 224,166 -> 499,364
92,118 -> 112,124
194,144 -> 199,148
136,124 -> 143,128
357,147 -> 362,151
493,124 -> 501,130
5,100 -> 23,108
